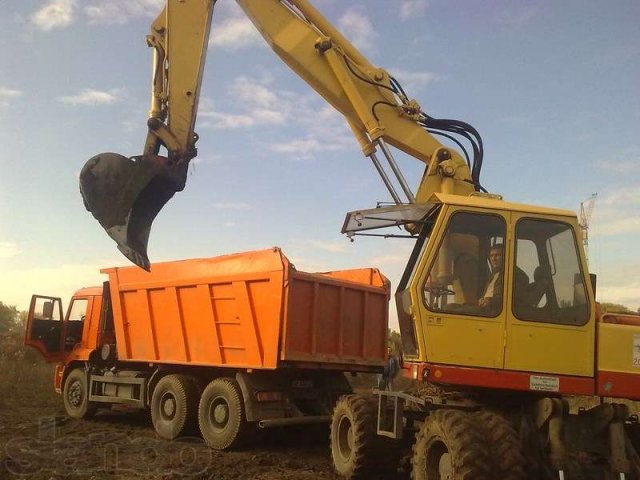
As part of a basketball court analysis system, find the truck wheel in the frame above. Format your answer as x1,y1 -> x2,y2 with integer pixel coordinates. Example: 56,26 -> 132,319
473,411 -> 527,480
198,377 -> 249,450
412,409 -> 492,480
151,374 -> 198,440
331,394 -> 393,479
63,368 -> 97,419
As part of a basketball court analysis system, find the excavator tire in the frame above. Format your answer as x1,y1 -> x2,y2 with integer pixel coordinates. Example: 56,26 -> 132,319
151,374 -> 199,440
472,410 -> 527,480
198,377 -> 250,450
412,409 -> 492,480
330,394 -> 399,479
63,368 -> 97,420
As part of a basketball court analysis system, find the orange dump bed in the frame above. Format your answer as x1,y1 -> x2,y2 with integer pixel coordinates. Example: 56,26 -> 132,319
102,248 -> 389,371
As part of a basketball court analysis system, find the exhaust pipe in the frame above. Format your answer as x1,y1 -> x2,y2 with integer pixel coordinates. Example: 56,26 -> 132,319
79,152 -> 188,270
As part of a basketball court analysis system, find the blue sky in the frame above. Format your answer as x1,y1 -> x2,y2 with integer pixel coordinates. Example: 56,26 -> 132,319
1,0 -> 638,326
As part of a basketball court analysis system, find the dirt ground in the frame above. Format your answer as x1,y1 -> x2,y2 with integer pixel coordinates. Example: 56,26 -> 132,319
0,392 -> 348,480
0,361 -> 370,480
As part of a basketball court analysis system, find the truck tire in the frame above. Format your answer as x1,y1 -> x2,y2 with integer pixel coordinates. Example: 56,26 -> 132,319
198,377 -> 249,450
412,409 -> 492,480
330,394 -> 396,479
151,374 -> 198,440
473,411 -> 527,480
63,368 -> 97,420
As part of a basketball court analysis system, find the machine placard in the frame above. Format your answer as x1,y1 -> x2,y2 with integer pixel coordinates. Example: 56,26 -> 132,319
529,375 -> 560,392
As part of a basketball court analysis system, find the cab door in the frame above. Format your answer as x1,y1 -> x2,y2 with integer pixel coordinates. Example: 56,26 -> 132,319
503,214 -> 595,377
25,295 -> 65,362
411,207 -> 509,368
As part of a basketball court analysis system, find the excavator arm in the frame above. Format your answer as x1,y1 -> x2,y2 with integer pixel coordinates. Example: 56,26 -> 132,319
79,0 -> 482,270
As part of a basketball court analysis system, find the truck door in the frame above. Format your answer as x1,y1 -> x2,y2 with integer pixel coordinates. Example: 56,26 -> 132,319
503,215 -> 595,377
25,295 -> 65,362
413,207 -> 509,368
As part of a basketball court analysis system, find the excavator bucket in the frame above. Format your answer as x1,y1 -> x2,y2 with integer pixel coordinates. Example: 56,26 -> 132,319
79,153 -> 188,271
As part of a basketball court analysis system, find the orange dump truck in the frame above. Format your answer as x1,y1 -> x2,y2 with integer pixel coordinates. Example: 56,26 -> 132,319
25,248 -> 389,448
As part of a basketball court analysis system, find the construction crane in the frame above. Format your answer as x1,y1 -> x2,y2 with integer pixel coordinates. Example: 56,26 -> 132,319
579,193 -> 598,264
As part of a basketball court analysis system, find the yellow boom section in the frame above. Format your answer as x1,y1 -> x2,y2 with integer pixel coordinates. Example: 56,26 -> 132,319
239,0 -> 474,201
80,0 -> 476,270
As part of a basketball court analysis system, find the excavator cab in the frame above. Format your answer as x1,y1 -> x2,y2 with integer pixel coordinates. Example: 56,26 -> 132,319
79,152 -> 189,271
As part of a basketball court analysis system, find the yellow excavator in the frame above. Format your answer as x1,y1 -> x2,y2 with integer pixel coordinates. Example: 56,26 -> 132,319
79,1 -> 640,479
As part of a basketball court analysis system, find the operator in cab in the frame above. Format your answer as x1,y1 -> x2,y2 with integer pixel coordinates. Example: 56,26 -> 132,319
479,244 -> 530,313
478,245 -> 504,310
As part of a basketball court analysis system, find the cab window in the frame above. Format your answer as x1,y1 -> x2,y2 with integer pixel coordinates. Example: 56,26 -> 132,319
30,297 -> 63,354
423,211 -> 506,317
513,218 -> 589,325
65,298 -> 88,351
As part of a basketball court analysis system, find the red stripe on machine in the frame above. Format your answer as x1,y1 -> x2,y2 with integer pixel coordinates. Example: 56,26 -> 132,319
405,362 -> 595,396
597,371 -> 640,400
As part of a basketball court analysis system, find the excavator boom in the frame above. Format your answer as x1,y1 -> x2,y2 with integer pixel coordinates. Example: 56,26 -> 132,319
80,0 -> 482,269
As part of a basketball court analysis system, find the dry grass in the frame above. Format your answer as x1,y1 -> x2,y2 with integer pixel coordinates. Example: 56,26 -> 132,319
0,335 -> 59,409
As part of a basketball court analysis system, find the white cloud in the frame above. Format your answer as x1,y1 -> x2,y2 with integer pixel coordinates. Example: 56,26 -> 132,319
269,128 -> 352,158
57,89 -> 122,106
84,0 -> 164,25
594,262 -> 640,311
209,16 -> 262,49
231,77 -> 278,109
191,154 -> 226,166
199,76 -> 353,156
338,9 -> 376,51
199,78 -> 287,130
367,253 -> 411,267
0,242 -> 21,258
200,111 -> 257,130
253,109 -> 286,124
31,0 -> 76,31
270,138 -> 321,156
399,0 -> 428,20
0,88 -> 23,107
308,240 -> 348,253
597,147 -> 640,174
211,202 -> 253,210
595,187 -> 640,236
390,69 -> 442,92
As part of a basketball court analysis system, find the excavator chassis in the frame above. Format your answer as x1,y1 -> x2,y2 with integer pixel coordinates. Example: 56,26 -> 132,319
331,388 -> 640,480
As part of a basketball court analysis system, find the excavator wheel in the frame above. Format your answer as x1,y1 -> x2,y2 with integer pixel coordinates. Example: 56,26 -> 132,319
472,410 -> 527,480
330,394 -> 399,479
412,409 -> 492,480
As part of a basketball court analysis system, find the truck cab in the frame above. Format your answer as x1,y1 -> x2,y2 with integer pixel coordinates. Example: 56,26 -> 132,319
25,286 -> 106,369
